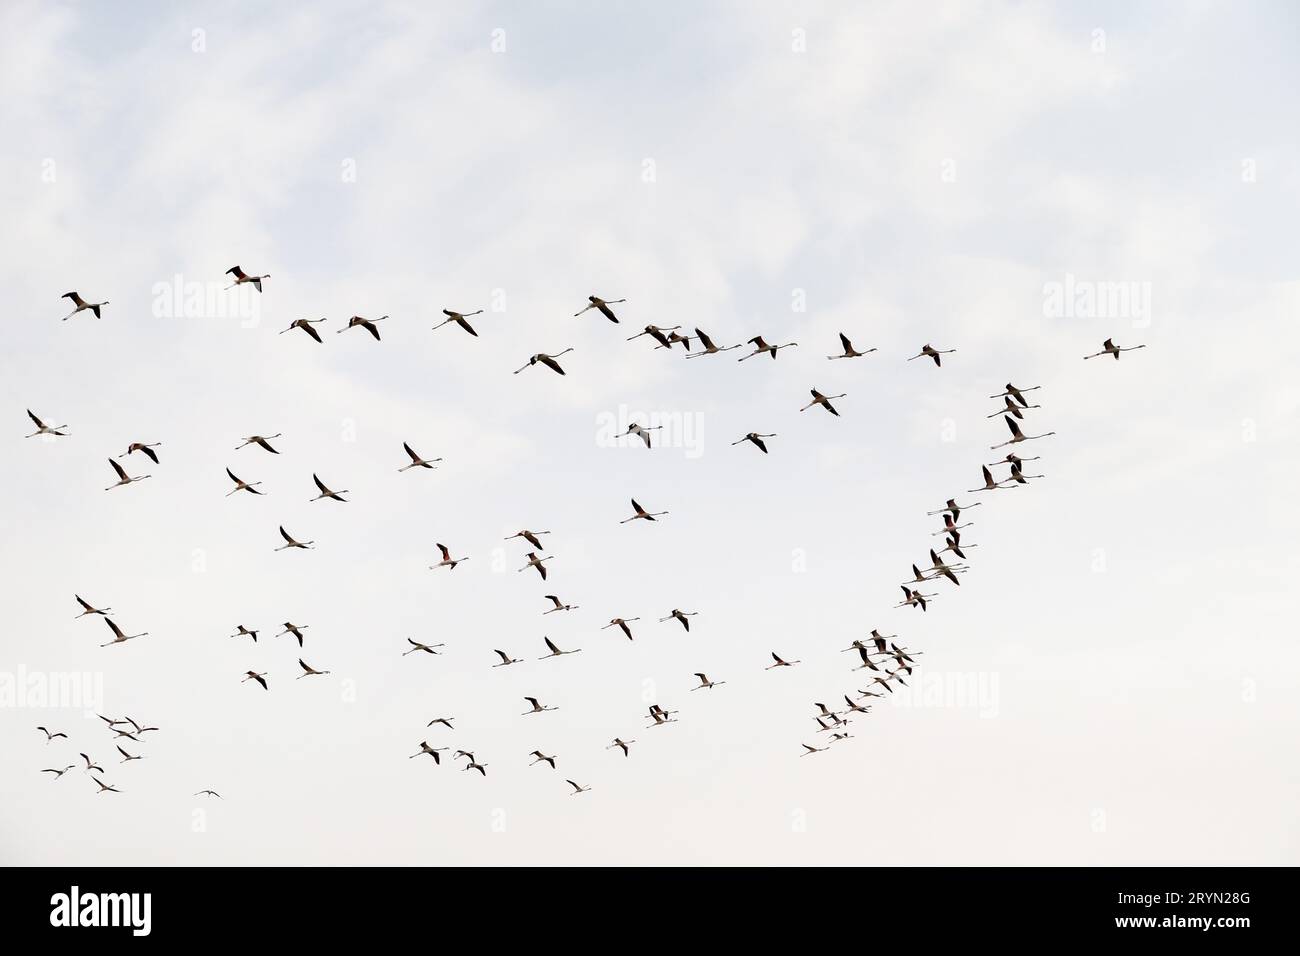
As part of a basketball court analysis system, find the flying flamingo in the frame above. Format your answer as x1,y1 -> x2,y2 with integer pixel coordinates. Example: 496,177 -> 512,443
433,308 -> 484,336
120,442 -> 161,464
225,265 -> 269,292
430,543 -> 467,570
620,498 -> 668,523
574,295 -> 625,322
1085,338 -> 1146,360
61,291 -> 110,320
800,389 -> 845,416
739,336 -> 798,361
828,332 -> 876,359
684,328 -> 741,358
990,416 -> 1056,450
100,618 -> 147,647
25,410 -> 68,438
280,318 -> 327,342
399,442 -> 441,471
337,315 -> 387,340
514,349 -> 573,375
274,526 -> 314,551
907,343 -> 956,366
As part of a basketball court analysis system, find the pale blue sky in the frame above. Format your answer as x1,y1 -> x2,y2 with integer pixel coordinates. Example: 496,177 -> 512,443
2,1 -> 1297,865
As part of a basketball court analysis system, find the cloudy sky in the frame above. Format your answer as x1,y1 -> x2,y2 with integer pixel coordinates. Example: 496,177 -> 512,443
3,0 -> 1298,865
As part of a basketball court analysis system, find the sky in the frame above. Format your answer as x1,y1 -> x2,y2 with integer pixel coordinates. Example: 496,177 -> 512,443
2,0 -> 1298,866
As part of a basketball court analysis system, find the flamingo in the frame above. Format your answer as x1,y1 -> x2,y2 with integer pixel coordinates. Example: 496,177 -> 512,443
100,618 -> 147,647
990,415 -> 1056,450
574,295 -> 625,323
430,542 -> 467,570
828,332 -> 876,359
987,395 -> 1041,420
61,291 -> 110,320
1085,338 -> 1145,360
42,766 -> 75,779
24,410 -> 67,438
603,617 -> 639,640
242,671 -> 268,690
80,754 -> 103,773
853,646 -> 881,672
310,474 -> 349,502
927,498 -> 982,520
194,790 -> 223,799
732,432 -> 776,454
119,442 -> 161,464
895,586 -> 934,612
620,498 -> 668,523
426,717 -> 455,729
93,777 -> 121,794
277,622 -> 309,647
337,315 -> 387,340
403,638 -> 444,656
624,423 -> 662,448
660,609 -> 697,631
225,265 -> 269,292
646,706 -> 678,727
521,696 -> 558,715
399,442 -> 441,471
433,308 -> 484,336
539,637 -> 580,659
766,653 -> 800,669
968,465 -> 1017,493
987,452 -> 1040,468
505,529 -> 550,549
626,325 -> 679,349
514,349 -> 573,375
296,658 -> 330,679
566,779 -> 592,795
463,760 -> 488,776
543,595 -> 579,614
938,533 -> 977,560
691,672 -> 726,690
907,344 -> 956,366
842,697 -> 873,717
684,328 -> 741,358
800,743 -> 829,757
492,649 -> 522,667
1007,462 -> 1045,484
280,318 -> 327,342
225,468 -> 263,496
274,526 -> 314,551
230,625 -> 259,642
990,383 -> 1042,406
518,551 -> 551,579
37,726 -> 68,743
932,513 -> 973,537
739,336 -> 797,361
236,434 -> 281,454
117,745 -> 144,764
410,741 -> 448,763
74,595 -> 111,618
530,751 -> 557,769
928,549 -> 965,586
607,738 -> 636,756
800,389 -> 845,416
657,330 -> 694,350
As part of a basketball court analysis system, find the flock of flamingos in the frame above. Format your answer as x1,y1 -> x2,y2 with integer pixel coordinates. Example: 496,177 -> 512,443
28,268 -> 1145,800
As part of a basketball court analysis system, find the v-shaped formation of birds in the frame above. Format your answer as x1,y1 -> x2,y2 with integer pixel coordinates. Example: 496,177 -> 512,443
31,273 -> 1145,799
